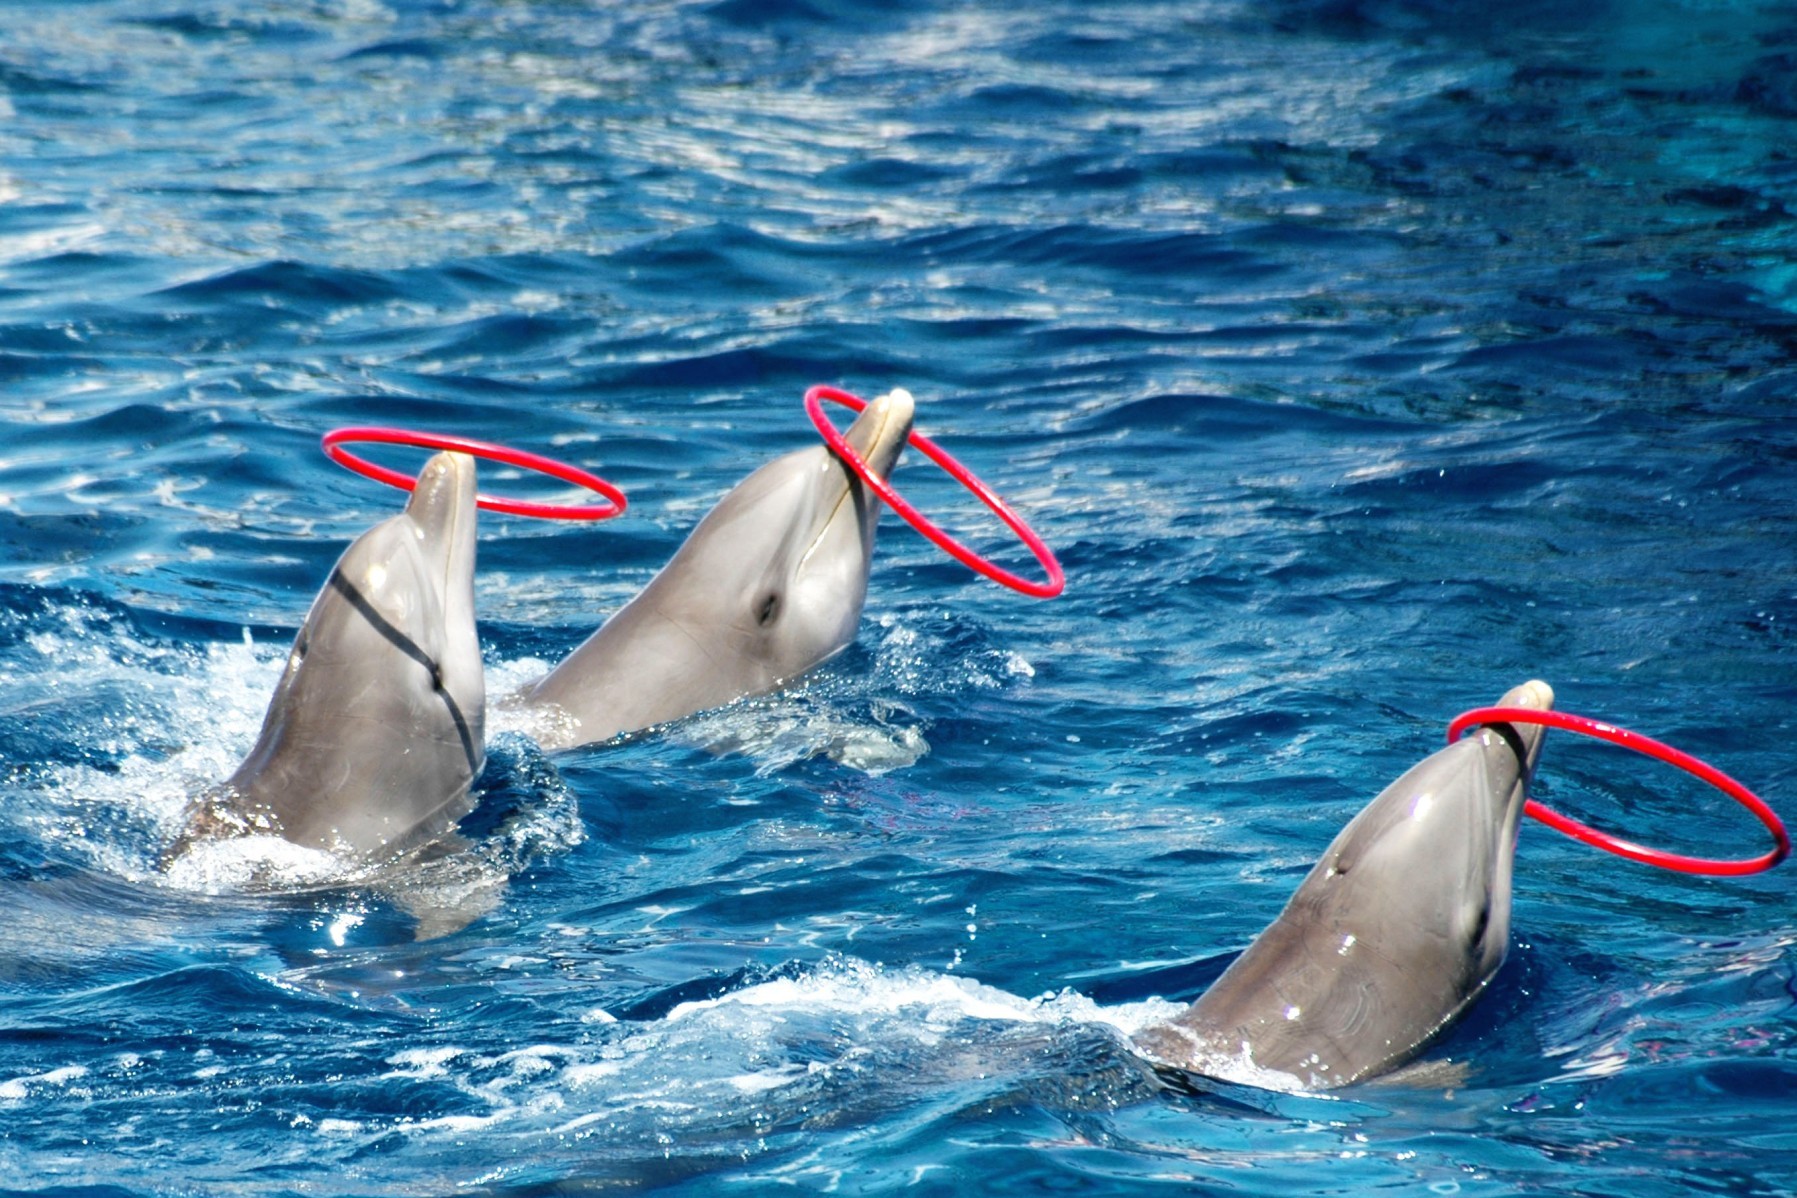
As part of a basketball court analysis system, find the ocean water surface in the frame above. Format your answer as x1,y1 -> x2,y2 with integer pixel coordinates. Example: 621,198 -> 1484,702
2,0 -> 1795,1193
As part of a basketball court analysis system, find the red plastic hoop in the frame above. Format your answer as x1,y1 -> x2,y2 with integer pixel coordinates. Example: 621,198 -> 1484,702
804,385 -> 1065,599
322,427 -> 626,521
1447,706 -> 1789,876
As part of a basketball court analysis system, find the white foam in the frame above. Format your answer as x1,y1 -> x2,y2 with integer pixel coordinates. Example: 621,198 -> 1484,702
0,1065 -> 89,1102
676,693 -> 932,776
1129,1021 -> 1314,1094
13,615 -> 287,877
161,835 -> 355,894
134,956 -> 1197,1148
666,956 -> 1184,1041
11,608 -> 579,897
384,1047 -> 469,1081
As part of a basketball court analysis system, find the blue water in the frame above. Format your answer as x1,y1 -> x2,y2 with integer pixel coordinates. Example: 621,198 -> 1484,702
2,0 -> 1796,1192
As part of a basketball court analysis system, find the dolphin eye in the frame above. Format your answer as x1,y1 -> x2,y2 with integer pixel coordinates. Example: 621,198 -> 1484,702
756,592 -> 781,628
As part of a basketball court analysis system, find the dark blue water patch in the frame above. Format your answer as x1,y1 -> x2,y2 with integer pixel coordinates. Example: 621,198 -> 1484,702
340,38 -> 443,63
1447,331 -> 1674,383
1626,276 -> 1797,332
704,0 -> 853,27
1065,389 -> 1417,441
38,959 -> 352,1037
9,400 -> 193,453
1662,184 -> 1791,229
1272,0 -> 1626,50
1083,952 -> 1236,1008
127,86 -> 279,130
1735,53 -> 1797,118
0,508 -> 153,577
155,259 -> 407,316
0,59 -> 107,97
436,252 -> 612,298
985,151 -> 1148,195
124,8 -> 334,45
0,250 -> 184,302
0,350 -> 118,396
1333,456 -> 1562,510
394,310 -> 599,367
611,341 -> 861,395
960,81 -> 1095,119
1579,1057 -> 1797,1128
902,222 -> 1286,286
607,222 -> 849,302
820,156 -> 962,192
550,744 -> 786,850
294,392 -> 531,443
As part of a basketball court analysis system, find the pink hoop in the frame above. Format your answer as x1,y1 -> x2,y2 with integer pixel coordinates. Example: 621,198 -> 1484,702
1448,706 -> 1789,876
322,427 -> 626,522
804,386 -> 1065,599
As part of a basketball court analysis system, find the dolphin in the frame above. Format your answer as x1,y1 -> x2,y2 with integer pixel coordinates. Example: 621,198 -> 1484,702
174,451 -> 486,863
1133,679 -> 1554,1091
514,388 -> 916,752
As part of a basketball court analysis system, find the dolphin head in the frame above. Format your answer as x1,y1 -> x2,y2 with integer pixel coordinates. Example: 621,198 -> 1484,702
1310,678 -> 1552,994
215,450 -> 485,857
517,389 -> 915,748
1136,679 -> 1554,1090
650,387 -> 915,681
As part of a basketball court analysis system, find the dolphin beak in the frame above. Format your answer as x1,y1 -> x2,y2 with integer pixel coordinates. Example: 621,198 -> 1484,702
839,388 -> 916,481
800,389 -> 916,569
405,451 -> 479,593
1491,678 -> 1553,775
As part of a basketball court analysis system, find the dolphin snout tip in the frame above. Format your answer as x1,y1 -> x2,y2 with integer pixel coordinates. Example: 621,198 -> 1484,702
874,387 -> 916,422
864,388 -> 916,445
843,388 -> 916,478
415,449 -> 477,498
1493,678 -> 1553,712
405,450 -> 479,538
1514,679 -> 1554,711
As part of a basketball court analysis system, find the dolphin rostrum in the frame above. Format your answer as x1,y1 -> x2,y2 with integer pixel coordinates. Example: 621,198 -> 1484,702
1133,680 -> 1554,1091
175,451 -> 485,863
514,388 -> 916,752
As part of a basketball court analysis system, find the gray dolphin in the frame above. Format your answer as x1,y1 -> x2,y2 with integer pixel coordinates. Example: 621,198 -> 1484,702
514,388 -> 916,752
175,451 -> 485,862
1133,680 -> 1553,1091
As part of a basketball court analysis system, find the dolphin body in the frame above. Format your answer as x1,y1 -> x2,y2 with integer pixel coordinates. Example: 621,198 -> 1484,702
515,389 -> 916,752
176,451 -> 486,863
1133,680 -> 1554,1091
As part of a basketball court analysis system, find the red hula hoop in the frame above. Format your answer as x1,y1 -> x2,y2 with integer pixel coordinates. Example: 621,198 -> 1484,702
804,385 -> 1065,599
1447,706 -> 1789,876
322,427 -> 627,522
